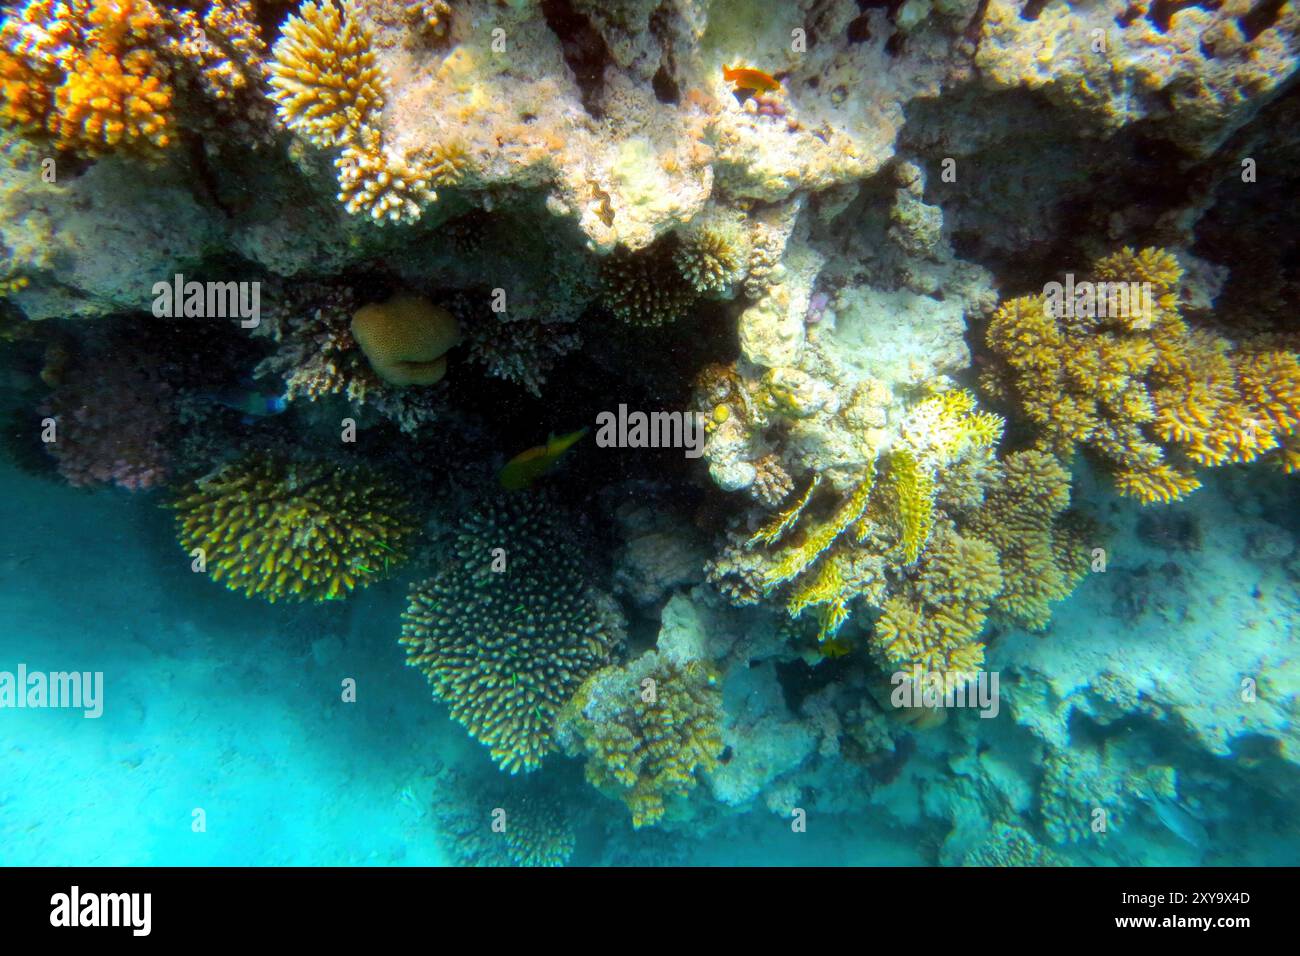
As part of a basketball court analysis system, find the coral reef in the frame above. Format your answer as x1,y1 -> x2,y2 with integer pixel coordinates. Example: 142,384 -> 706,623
600,237 -> 699,327
984,248 -> 1300,503
429,766 -> 576,867
40,340 -> 174,491
557,651 -> 724,828
400,495 -> 624,773
171,455 -> 415,602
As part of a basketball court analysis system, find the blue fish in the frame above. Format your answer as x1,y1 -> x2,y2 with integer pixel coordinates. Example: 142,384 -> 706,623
199,387 -> 288,420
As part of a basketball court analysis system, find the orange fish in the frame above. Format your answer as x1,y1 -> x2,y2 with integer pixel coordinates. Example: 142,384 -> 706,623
722,64 -> 781,93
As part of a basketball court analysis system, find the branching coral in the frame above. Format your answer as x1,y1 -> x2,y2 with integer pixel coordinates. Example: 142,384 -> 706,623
984,247 -> 1300,503
673,213 -> 751,297
429,768 -> 575,867
171,456 -> 415,602
557,652 -> 723,829
335,127 -> 437,225
871,523 -> 1003,678
400,495 -> 623,774
1,0 -> 174,159
601,237 -> 700,327
967,449 -> 1091,630
267,0 -> 383,149
269,0 -> 437,223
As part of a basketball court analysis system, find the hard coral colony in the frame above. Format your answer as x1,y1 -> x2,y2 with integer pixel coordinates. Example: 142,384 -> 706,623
0,0 -> 1297,875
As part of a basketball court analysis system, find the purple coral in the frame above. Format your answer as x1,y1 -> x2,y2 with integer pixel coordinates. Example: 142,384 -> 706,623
806,291 -> 829,326
41,350 -> 175,491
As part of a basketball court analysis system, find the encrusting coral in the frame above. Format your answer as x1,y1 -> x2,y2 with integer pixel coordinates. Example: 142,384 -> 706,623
399,495 -> 624,774
171,456 -> 415,602
984,247 -> 1300,503
350,291 -> 461,386
557,652 -> 723,829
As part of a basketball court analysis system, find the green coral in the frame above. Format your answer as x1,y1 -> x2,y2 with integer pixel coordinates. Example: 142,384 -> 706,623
400,495 -> 623,774
601,237 -> 700,327
171,456 -> 415,603
558,651 -> 723,829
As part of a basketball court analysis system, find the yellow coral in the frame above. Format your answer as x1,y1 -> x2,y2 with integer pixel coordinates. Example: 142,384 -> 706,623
335,128 -> 437,225
558,654 -> 723,829
890,448 -> 935,565
268,0 -> 385,148
872,524 -> 1001,679
986,247 -> 1300,503
172,456 -> 414,602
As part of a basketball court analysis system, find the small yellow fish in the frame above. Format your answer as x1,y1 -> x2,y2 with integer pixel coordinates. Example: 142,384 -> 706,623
723,64 -> 781,93
499,428 -> 588,491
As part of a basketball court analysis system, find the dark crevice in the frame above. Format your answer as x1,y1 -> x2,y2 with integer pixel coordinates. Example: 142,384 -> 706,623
540,0 -> 613,118
1020,0 -> 1049,21
1239,0 -> 1286,40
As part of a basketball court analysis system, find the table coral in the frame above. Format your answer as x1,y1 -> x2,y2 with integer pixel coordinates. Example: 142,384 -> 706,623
400,495 -> 624,774
557,651 -> 724,829
171,455 -> 416,602
984,247 -> 1300,503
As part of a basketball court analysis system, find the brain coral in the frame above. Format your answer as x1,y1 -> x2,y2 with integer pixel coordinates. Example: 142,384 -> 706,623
350,291 -> 461,386
400,495 -> 623,774
557,651 -> 723,829
172,456 -> 415,602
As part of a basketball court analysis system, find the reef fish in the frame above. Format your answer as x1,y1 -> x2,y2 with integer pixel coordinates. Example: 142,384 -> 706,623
722,65 -> 781,93
499,428 -> 587,491
200,386 -> 288,419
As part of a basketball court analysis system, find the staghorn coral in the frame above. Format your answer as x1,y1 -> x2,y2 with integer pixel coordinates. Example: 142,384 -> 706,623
171,455 -> 415,602
600,237 -> 699,327
400,495 -> 623,774
557,651 -> 723,829
40,341 -> 174,491
267,0 -> 384,149
984,247 -> 1300,503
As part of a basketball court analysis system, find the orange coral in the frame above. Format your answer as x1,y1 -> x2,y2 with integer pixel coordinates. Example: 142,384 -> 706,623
985,248 -> 1300,503
0,0 -> 176,158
